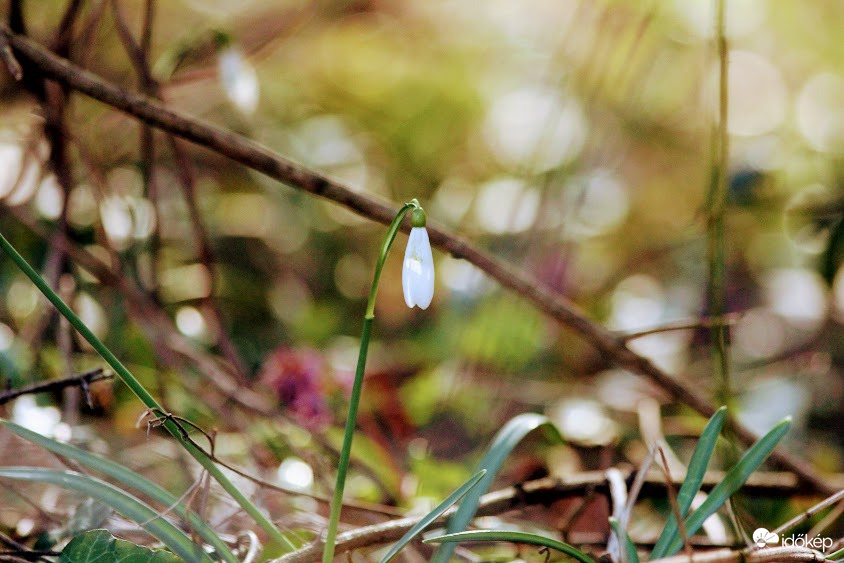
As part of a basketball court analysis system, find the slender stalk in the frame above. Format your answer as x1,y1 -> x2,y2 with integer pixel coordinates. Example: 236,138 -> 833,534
366,202 -> 415,319
0,232 -> 295,552
0,368 -> 110,405
322,317 -> 373,562
322,202 -> 416,562
707,0 -> 732,409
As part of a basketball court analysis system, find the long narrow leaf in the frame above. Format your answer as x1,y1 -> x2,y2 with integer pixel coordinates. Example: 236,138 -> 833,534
379,470 -> 486,563
650,406 -> 727,559
609,517 -> 639,563
827,546 -> 844,560
661,417 -> 791,557
425,530 -> 593,563
432,413 -> 564,562
0,419 -> 236,562
0,467 -> 212,562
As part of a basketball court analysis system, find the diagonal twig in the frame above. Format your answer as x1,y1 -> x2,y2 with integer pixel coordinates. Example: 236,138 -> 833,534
769,488 -> 844,539
108,1 -> 250,381
657,445 -> 694,561
0,26 -> 834,496
0,368 -> 112,406
620,313 -> 742,343
0,31 -> 22,79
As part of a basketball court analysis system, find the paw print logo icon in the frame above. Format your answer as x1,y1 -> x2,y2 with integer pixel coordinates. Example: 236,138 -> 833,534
752,528 -> 779,548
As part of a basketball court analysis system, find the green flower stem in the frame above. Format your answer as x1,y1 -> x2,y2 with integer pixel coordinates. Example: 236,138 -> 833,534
322,200 -> 418,562
365,201 -> 415,319
322,316 -> 372,563
0,232 -> 295,552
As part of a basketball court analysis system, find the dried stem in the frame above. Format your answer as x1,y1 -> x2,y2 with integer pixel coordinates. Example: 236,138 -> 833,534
15,0 -> 81,383
109,2 -> 249,380
621,313 -> 741,343
0,368 -> 111,406
657,445 -> 694,560
0,31 -> 22,79
770,488 -> 844,538
271,469 -> 841,562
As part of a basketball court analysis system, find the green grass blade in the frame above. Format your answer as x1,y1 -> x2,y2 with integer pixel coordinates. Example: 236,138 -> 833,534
432,413 -> 564,563
662,417 -> 792,557
0,419 -> 236,562
827,546 -> 844,560
425,530 -> 593,563
379,470 -> 486,563
0,467 -> 212,562
609,517 -> 639,563
650,406 -> 727,559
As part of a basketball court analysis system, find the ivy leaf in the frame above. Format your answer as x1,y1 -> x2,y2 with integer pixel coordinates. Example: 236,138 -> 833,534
60,529 -> 183,562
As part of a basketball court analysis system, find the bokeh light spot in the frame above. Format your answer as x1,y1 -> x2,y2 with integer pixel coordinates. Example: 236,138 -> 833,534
277,457 -> 314,491
796,72 -> 844,153
483,87 -> 586,172
474,177 -> 539,233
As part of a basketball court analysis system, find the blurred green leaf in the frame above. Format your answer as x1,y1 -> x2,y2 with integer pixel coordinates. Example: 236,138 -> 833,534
410,456 -> 471,499
459,298 -> 545,370
400,369 -> 442,426
326,427 -> 402,500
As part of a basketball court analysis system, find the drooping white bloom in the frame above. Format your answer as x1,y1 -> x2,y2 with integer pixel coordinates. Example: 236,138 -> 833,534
218,46 -> 259,115
402,227 -> 434,309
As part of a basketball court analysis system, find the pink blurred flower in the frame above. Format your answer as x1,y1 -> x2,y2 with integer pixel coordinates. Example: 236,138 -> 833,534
259,347 -> 331,430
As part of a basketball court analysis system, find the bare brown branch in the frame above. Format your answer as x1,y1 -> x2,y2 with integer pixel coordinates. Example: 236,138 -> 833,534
0,368 -> 111,406
0,32 -> 22,79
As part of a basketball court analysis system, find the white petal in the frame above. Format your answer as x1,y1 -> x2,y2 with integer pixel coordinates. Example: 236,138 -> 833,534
402,227 -> 435,309
218,47 -> 259,115
402,257 -> 416,308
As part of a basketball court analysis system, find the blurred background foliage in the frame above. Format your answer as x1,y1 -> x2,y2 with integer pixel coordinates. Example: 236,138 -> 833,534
1,0 -> 844,556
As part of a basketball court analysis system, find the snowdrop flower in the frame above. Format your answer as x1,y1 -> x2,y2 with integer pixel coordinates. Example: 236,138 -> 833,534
218,46 -> 259,115
402,207 -> 434,309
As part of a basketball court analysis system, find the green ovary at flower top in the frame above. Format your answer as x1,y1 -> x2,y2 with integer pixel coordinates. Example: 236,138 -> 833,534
402,206 -> 435,309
